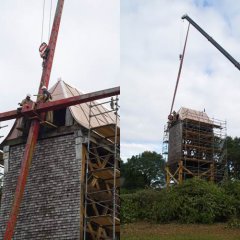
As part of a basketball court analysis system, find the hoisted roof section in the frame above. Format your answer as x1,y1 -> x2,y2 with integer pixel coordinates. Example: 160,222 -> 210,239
49,80 -> 119,129
3,79 -> 120,142
177,107 -> 213,125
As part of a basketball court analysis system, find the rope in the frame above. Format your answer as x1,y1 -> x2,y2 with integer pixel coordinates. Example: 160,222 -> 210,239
169,22 -> 190,115
41,0 -> 46,43
48,0 -> 53,41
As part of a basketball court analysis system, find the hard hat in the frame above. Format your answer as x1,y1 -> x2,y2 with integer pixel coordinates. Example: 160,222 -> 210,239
26,94 -> 31,98
41,86 -> 47,90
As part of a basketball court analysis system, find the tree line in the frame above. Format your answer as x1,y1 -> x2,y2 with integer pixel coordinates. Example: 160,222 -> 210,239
1,136 -> 240,206
121,136 -> 240,225
121,178 -> 240,225
121,136 -> 240,191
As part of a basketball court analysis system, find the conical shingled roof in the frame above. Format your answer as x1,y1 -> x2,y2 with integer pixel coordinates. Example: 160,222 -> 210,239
177,107 -> 213,125
4,80 -> 119,141
49,80 -> 118,129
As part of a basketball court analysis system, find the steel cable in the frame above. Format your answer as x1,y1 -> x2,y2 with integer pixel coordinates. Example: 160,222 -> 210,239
169,22 -> 190,115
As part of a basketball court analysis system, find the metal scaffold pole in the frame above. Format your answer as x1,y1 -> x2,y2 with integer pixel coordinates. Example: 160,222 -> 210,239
113,96 -> 119,240
84,96 -> 120,239
83,101 -> 92,240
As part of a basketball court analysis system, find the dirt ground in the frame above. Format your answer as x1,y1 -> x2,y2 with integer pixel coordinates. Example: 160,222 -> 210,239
121,222 -> 240,240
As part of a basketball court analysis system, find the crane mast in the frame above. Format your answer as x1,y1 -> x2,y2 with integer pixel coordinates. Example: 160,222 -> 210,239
4,1 -> 64,239
182,14 -> 240,71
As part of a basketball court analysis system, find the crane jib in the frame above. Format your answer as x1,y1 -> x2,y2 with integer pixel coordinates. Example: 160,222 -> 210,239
3,1 -> 65,239
182,14 -> 240,71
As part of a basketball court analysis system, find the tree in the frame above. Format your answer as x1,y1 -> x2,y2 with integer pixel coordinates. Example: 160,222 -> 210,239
121,151 -> 166,190
225,136 -> 240,179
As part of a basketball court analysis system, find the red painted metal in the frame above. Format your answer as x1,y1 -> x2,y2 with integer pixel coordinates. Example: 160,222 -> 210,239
0,86 -> 120,122
2,0 -> 119,238
4,1 -> 64,239
0,110 -> 20,122
38,0 -> 64,91
36,86 -> 120,112
3,121 -> 40,239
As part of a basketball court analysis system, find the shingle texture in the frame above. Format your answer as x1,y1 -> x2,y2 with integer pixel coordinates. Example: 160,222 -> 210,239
0,133 -> 82,239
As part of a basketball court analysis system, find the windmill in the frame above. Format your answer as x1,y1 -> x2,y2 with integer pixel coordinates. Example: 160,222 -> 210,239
0,1 -> 120,239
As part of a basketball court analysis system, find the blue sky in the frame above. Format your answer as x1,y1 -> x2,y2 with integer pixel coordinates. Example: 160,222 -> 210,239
1,1 -> 240,161
121,0 -> 240,160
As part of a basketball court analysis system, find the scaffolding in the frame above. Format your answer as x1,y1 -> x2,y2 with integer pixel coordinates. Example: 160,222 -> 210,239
0,123 -> 5,184
0,150 -> 3,175
162,124 -> 169,162
165,108 -> 227,186
0,149 -> 3,205
84,96 -> 120,240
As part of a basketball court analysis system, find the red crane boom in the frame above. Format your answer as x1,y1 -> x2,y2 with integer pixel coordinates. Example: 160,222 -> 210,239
0,86 -> 120,122
4,1 -> 64,239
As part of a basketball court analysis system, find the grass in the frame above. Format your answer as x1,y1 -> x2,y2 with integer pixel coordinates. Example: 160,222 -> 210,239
121,222 -> 240,240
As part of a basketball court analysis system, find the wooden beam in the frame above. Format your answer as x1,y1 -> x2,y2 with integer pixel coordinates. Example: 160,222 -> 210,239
178,161 -> 183,184
0,110 -> 20,122
165,167 -> 179,184
36,86 -> 120,113
0,87 -> 120,122
182,165 -> 195,176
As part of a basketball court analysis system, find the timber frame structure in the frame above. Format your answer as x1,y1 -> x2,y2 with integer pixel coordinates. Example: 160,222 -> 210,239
0,1 -> 120,238
84,96 -> 120,240
0,86 -> 120,239
164,107 -> 227,186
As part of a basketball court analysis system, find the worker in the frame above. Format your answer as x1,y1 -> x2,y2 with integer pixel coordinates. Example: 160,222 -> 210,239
17,94 -> 33,112
17,94 -> 33,131
172,111 -> 177,122
40,86 -> 52,102
19,93 -> 32,106
37,86 -> 53,123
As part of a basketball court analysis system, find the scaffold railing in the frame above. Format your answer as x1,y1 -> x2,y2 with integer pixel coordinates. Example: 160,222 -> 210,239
84,96 -> 120,240
162,124 -> 169,162
165,110 -> 227,185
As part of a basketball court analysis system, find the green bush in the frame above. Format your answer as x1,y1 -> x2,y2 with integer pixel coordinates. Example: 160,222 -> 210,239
174,179 -> 235,223
152,188 -> 179,223
121,189 -> 160,223
228,217 -> 240,228
121,178 -> 238,224
121,194 -> 138,223
221,180 -> 240,218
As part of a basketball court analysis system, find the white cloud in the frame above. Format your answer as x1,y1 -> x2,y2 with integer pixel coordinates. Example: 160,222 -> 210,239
0,0 -> 120,143
2,0 -> 240,160
121,142 -> 161,161
121,0 -> 240,158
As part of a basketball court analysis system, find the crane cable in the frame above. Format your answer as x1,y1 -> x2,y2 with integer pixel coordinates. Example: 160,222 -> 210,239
48,0 -> 53,41
41,0 -> 53,43
41,0 -> 46,43
169,22 -> 190,115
